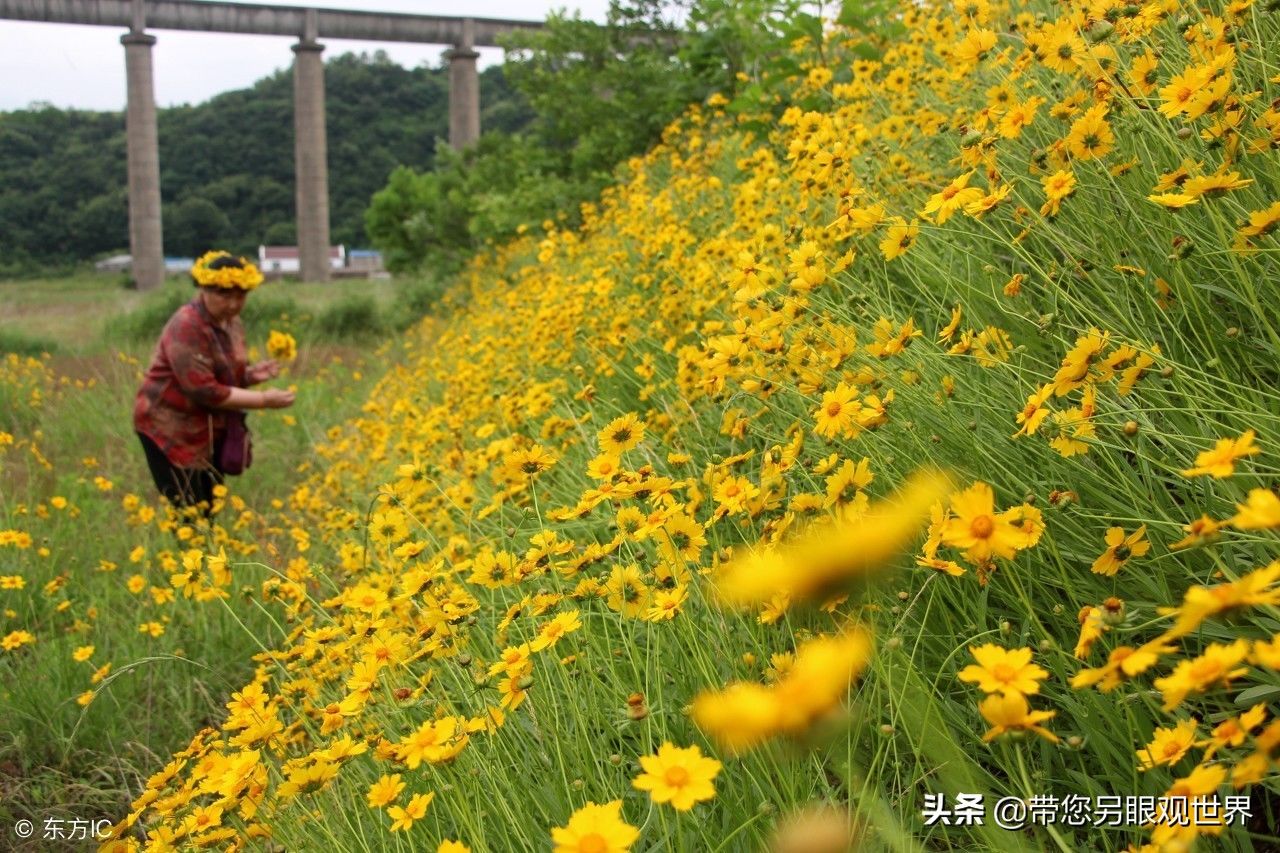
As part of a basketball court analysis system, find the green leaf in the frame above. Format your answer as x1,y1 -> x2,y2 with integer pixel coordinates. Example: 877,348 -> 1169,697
1234,684 -> 1280,706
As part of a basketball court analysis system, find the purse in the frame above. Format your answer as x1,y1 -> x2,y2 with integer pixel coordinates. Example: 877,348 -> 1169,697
219,409 -> 253,475
207,317 -> 253,476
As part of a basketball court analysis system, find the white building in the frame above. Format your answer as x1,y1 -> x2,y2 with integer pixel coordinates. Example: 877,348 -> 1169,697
258,245 -> 346,274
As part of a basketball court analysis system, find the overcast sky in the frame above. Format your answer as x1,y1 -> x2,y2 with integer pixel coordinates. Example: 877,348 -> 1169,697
0,1 -> 614,111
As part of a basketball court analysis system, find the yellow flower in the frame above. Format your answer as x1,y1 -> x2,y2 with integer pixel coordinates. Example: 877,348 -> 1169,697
604,564 -> 650,618
714,470 -> 949,607
506,444 -> 557,478
645,586 -> 688,622
190,250 -> 263,290
1071,638 -> 1175,692
879,217 -> 920,261
1147,192 -> 1199,209
958,645 -> 1049,696
1153,640 -> 1250,710
388,791 -> 434,832
978,692 -> 1058,743
1200,704 -> 1266,760
366,774 -> 405,808
1159,561 -> 1280,638
1136,719 -> 1198,770
438,842 -> 471,853
182,804 -> 224,837
266,329 -> 297,362
1231,488 -> 1280,529
1169,514 -> 1225,549
1065,104 -> 1113,160
530,610 -> 582,651
396,717 -> 468,768
598,413 -> 645,455
2,630 -> 35,651
551,800 -> 639,853
921,172 -> 983,224
632,742 -> 722,811
72,644 -> 95,663
1182,430 -> 1260,477
939,481 -> 1026,563
1039,169 -> 1076,217
693,629 -> 872,753
1089,525 -> 1150,576
812,382 -> 861,439
690,682 -> 779,754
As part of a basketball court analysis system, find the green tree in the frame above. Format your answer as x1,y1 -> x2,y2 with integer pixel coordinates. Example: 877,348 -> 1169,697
165,197 -> 231,258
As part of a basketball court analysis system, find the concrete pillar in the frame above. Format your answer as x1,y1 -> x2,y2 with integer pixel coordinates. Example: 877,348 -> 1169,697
445,19 -> 480,149
121,29 -> 164,291
292,31 -> 330,283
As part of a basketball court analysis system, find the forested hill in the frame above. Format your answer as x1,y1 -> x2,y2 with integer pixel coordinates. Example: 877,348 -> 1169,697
0,52 -> 531,274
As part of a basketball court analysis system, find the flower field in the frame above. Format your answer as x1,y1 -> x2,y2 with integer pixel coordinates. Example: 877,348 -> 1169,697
4,0 -> 1280,849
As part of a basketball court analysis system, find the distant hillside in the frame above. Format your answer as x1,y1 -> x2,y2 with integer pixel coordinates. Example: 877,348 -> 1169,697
0,52 -> 532,274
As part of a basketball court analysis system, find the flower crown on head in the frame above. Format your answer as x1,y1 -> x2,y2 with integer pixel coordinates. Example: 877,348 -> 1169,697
191,250 -> 264,291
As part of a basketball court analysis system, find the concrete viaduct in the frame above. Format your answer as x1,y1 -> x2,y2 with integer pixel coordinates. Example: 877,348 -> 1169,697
0,0 -> 544,287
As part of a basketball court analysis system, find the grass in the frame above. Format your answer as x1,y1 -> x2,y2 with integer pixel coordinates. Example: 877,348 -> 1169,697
0,273 -> 410,355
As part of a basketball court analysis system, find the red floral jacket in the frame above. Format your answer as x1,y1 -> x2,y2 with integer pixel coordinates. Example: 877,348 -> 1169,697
133,298 -> 247,467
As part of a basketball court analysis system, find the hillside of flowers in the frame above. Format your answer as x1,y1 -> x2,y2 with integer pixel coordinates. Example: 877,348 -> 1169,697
5,0 -> 1280,849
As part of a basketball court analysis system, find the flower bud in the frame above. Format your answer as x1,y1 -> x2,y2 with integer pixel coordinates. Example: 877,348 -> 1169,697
1086,20 -> 1114,41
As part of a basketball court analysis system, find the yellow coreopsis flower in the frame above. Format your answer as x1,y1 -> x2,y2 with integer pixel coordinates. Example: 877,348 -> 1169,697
879,217 -> 919,261
1065,104 -> 1114,160
1039,169 -> 1076,217
396,717 -> 468,768
598,413 -> 645,455
812,382 -> 861,439
551,801 -> 639,853
266,329 -> 297,362
958,645 -> 1049,696
1182,430 -> 1260,478
438,842 -> 471,853
1230,488 -> 1280,529
714,469 -> 949,607
632,743 -> 722,811
1153,639 -> 1250,710
366,774 -> 405,809
1090,525 -> 1150,576
978,692 -> 1058,743
387,791 -> 434,832
939,481 -> 1026,563
1159,561 -> 1280,638
1136,719 -> 1199,770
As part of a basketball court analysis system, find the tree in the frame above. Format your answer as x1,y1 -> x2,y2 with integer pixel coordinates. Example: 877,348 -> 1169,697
165,197 -> 231,258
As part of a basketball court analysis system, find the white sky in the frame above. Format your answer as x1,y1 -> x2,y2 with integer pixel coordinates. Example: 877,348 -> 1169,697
0,1 -> 613,111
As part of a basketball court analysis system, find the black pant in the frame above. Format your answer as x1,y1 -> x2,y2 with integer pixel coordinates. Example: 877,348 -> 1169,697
137,432 -> 224,512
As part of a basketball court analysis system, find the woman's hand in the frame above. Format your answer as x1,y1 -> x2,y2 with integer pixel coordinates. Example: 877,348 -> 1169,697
246,359 -> 281,384
260,388 -> 296,409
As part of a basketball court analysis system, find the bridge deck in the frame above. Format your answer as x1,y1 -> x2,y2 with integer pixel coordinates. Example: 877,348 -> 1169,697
0,0 -> 541,46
